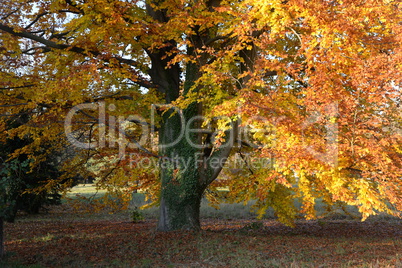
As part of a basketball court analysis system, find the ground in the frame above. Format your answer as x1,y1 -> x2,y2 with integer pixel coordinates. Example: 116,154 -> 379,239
2,201 -> 401,267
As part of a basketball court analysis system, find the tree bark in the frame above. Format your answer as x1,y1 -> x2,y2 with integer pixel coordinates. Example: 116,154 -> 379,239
157,189 -> 203,231
156,102 -> 206,231
0,217 -> 4,260
155,60 -> 237,231
156,106 -> 237,231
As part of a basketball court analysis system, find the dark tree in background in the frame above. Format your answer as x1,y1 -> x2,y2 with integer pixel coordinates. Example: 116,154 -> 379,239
0,115 -> 73,259
0,115 -> 65,219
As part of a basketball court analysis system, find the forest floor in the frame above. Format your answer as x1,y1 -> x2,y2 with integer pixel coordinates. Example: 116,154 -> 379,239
1,190 -> 401,267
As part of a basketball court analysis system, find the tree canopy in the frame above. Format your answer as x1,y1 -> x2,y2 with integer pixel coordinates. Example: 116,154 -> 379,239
1,0 -> 401,230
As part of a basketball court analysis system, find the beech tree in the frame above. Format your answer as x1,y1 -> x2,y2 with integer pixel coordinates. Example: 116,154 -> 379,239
1,0 -> 401,231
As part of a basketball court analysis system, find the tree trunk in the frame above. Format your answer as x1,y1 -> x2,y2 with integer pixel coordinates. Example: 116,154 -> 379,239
156,101 -> 206,231
0,217 -> 4,260
154,50 -> 237,230
157,190 -> 203,231
156,100 -> 237,231
144,3 -> 235,230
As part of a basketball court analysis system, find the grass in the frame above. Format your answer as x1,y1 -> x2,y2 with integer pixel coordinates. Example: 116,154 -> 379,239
2,215 -> 401,267
3,219 -> 402,267
64,184 -> 266,220
64,184 -> 107,200
1,184 -> 401,267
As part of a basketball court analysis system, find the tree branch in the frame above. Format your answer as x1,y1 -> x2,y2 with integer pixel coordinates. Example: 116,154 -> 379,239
22,46 -> 50,54
1,6 -> 22,20
65,0 -> 85,15
0,85 -> 34,90
0,23 -> 73,50
0,23 -> 155,89
204,35 -> 228,46
24,12 -> 49,29
201,120 -> 239,187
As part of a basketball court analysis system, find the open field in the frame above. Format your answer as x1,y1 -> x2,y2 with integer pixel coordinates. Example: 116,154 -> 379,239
65,184 -> 368,221
1,185 -> 401,267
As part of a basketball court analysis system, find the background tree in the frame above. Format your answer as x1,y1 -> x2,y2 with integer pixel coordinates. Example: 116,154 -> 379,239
0,113 -> 76,258
0,0 -> 401,231
0,175 -> 15,260
0,113 -> 74,217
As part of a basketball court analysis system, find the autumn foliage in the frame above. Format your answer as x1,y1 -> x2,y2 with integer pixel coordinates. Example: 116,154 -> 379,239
0,0 -> 401,229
